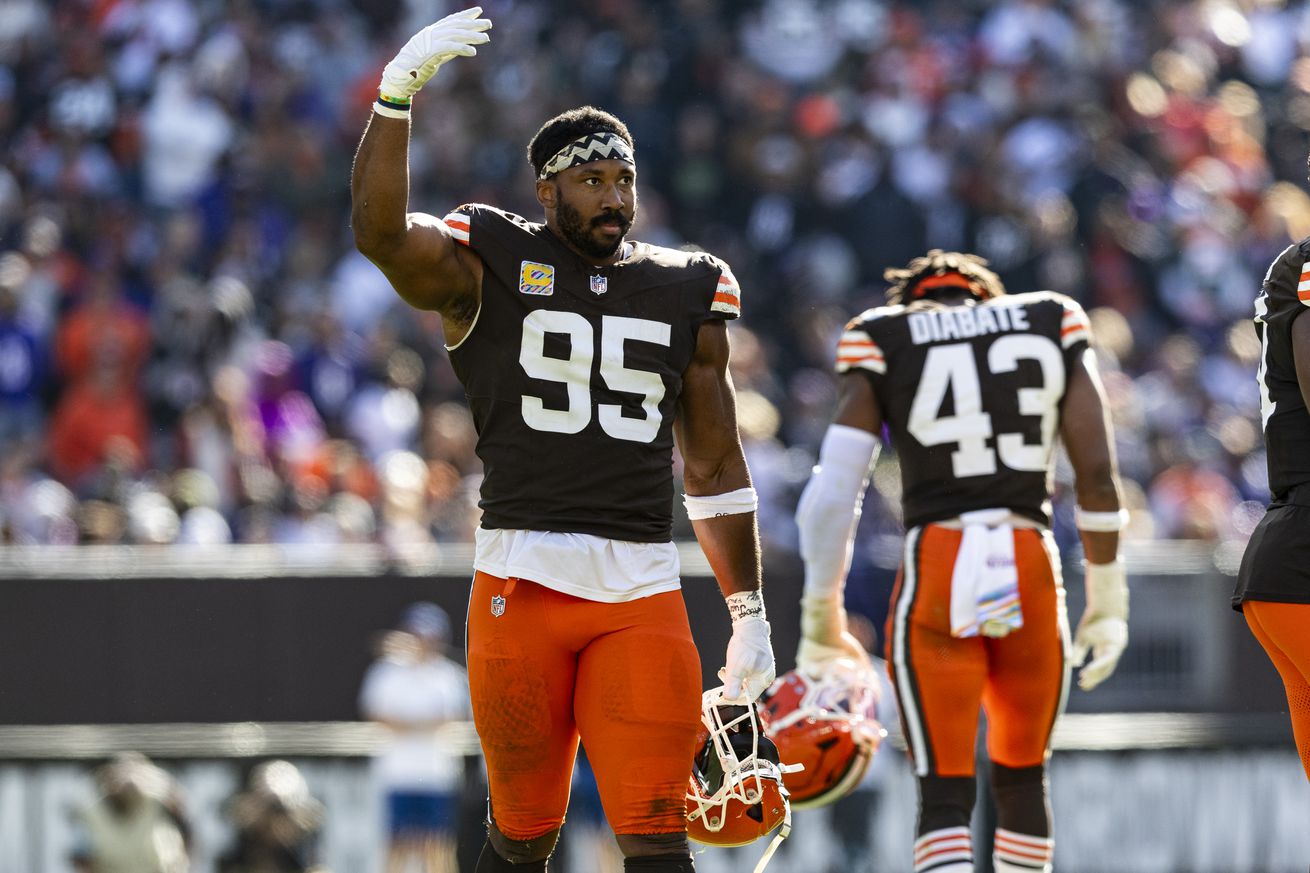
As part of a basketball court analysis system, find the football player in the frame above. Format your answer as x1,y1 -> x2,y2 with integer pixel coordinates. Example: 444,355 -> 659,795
1234,216 -> 1310,782
794,251 -> 1128,873
350,10 -> 775,873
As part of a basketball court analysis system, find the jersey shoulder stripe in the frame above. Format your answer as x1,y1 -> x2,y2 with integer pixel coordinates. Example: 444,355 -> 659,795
1297,258 -> 1310,305
443,209 -> 471,246
835,328 -> 886,374
710,262 -> 742,318
834,305 -> 904,375
442,203 -> 533,249
1059,297 -> 1091,349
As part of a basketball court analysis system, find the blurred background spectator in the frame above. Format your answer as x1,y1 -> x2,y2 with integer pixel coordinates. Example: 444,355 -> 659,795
0,0 -> 1293,561
358,602 -> 470,873
217,760 -> 327,873
69,751 -> 191,873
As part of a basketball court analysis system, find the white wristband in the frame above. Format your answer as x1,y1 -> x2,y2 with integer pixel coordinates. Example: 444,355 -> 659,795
1075,507 -> 1129,532
684,486 -> 757,520
373,101 -> 411,120
725,589 -> 766,623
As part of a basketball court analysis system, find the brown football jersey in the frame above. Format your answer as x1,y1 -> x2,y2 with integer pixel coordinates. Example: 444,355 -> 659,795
442,204 -> 740,542
1252,238 -> 1310,500
836,292 -> 1091,528
1234,237 -> 1310,608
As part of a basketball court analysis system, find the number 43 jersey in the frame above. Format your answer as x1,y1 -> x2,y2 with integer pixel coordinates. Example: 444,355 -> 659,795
443,204 -> 740,542
837,292 -> 1092,529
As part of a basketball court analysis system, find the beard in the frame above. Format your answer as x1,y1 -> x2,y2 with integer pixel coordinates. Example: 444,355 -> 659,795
556,193 -> 635,260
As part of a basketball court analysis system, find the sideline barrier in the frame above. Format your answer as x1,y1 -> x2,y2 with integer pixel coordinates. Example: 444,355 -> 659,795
0,540 -> 1285,723
0,711 -> 1292,760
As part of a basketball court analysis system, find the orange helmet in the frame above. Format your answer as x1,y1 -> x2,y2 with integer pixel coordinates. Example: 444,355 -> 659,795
686,688 -> 794,861
759,658 -> 885,809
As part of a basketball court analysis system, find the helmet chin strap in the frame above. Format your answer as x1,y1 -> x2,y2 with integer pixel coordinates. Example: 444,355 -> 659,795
750,802 -> 791,873
751,759 -> 802,873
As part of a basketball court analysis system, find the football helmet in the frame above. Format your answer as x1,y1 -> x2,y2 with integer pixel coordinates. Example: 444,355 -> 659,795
759,657 -> 885,809
686,688 -> 797,872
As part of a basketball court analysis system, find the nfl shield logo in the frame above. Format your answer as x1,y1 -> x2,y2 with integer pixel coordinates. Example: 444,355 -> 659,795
590,274 -> 608,295
491,595 -> 506,617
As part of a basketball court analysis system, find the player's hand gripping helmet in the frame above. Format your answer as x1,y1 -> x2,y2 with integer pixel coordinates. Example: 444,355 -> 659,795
758,657 -> 885,809
686,688 -> 799,873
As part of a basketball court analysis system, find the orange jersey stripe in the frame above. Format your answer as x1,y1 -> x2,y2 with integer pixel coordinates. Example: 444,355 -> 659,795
445,219 -> 470,232
713,291 -> 740,307
1061,324 -> 1086,336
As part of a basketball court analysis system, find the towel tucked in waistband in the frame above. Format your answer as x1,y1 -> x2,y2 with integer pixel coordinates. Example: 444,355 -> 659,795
949,509 -> 1023,639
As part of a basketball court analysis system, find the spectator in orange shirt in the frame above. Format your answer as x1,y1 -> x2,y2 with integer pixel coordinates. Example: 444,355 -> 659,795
48,366 -> 147,487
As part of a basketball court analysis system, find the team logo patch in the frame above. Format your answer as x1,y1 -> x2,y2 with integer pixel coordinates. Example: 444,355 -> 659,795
519,261 -> 555,296
590,274 -> 608,295
491,595 -> 506,617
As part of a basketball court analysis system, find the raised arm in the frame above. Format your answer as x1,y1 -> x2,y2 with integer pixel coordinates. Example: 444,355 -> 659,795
350,9 -> 490,338
674,319 -> 774,702
1060,347 -> 1129,691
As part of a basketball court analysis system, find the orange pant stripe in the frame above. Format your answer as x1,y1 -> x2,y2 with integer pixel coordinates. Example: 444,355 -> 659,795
1244,600 -> 1310,780
886,525 -> 1070,777
466,572 -> 703,839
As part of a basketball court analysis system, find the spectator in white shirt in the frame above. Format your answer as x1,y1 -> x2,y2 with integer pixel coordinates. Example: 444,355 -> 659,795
359,603 -> 470,873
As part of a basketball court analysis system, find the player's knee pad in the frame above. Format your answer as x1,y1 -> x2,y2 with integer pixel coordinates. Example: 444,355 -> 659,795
917,774 -> 976,834
482,817 -> 559,869
990,761 -> 1049,836
615,831 -> 691,863
622,853 -> 695,872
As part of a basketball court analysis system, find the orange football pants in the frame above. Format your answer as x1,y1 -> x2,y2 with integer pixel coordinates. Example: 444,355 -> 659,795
1243,600 -> 1310,780
885,524 -> 1070,777
466,572 -> 703,840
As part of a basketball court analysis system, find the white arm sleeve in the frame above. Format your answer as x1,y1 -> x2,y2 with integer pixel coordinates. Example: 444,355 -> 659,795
794,425 -> 879,644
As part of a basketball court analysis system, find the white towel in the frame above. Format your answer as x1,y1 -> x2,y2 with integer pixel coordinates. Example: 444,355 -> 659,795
949,509 -> 1022,638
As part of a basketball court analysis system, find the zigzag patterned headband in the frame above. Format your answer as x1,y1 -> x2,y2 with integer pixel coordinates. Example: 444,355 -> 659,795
538,132 -> 636,179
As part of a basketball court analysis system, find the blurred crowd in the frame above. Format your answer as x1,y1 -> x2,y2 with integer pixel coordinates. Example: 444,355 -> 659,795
71,752 -> 327,873
0,0 -> 1296,554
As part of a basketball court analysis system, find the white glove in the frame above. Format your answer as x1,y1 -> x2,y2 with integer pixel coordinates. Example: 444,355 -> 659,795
797,630 -> 871,678
797,592 -> 872,676
721,615 -> 776,704
379,7 -> 492,103
1071,560 -> 1128,691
